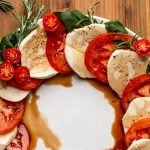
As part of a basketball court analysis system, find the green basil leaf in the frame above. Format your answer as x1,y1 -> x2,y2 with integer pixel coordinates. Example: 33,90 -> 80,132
105,20 -> 128,33
54,10 -> 91,32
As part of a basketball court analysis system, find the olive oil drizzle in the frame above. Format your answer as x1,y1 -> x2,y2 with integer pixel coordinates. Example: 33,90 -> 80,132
23,75 -> 124,149
45,74 -> 73,87
86,79 -> 124,149
23,93 -> 61,150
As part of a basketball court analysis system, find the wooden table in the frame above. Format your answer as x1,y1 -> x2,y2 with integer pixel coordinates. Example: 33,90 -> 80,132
0,0 -> 150,38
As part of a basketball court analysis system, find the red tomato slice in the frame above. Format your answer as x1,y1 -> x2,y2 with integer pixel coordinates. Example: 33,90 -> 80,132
43,14 -> 60,32
85,33 -> 132,83
0,63 -> 14,81
0,98 -> 25,134
14,66 -> 30,85
125,118 -> 150,147
6,123 -> 29,150
4,48 -> 21,65
46,28 -> 73,74
121,74 -> 150,111
134,39 -> 150,57
9,77 -> 43,90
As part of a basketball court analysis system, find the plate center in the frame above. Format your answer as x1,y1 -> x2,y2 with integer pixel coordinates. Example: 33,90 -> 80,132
35,75 -> 115,150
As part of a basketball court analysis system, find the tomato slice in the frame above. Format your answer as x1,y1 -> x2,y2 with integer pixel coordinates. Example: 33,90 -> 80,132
46,27 -> 73,74
134,39 -> 150,57
9,77 -> 43,90
6,123 -> 29,150
0,63 -> 14,81
125,118 -> 150,147
85,33 -> 131,83
43,14 -> 60,32
0,98 -> 25,134
121,74 -> 150,111
4,48 -> 21,65
14,66 -> 30,85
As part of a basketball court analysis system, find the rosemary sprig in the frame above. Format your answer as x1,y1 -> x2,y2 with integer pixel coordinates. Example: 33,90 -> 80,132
13,0 -> 46,47
76,2 -> 100,26
116,32 -> 142,50
86,2 -> 100,24
0,0 -> 13,12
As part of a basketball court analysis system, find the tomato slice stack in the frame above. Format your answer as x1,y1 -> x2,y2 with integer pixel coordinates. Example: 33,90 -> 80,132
85,33 -> 131,83
121,73 -> 150,148
45,14 -> 73,74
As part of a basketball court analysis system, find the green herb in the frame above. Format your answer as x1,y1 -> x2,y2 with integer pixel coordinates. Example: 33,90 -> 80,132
0,0 -> 46,61
0,0 -> 13,12
147,63 -> 150,73
77,2 -> 100,25
105,20 -> 128,33
54,10 -> 91,32
115,32 -> 142,50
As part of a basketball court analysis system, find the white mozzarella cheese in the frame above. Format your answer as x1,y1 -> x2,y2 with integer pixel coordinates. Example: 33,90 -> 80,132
0,127 -> 17,150
19,19 -> 58,79
107,50 -> 149,97
122,97 -> 150,133
65,24 -> 107,78
128,139 -> 150,150
0,80 -> 29,102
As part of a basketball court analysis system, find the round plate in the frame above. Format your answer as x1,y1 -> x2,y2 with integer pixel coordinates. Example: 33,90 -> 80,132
23,17 -> 136,150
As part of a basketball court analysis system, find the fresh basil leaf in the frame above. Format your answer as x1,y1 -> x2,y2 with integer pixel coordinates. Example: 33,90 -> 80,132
147,64 -> 150,73
105,20 -> 128,33
54,10 -> 91,32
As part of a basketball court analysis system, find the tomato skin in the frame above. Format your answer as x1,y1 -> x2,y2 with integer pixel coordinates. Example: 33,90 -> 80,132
6,123 -> 29,150
46,27 -> 73,74
43,14 -> 60,32
0,98 -> 25,134
9,78 -> 43,90
4,48 -> 21,65
85,33 -> 132,83
0,63 -> 14,81
121,74 -> 150,111
134,39 -> 150,57
14,66 -> 30,85
125,118 -> 150,147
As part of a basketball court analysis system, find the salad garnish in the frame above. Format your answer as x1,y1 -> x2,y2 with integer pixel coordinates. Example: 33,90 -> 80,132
0,0 -> 46,62
115,32 -> 142,50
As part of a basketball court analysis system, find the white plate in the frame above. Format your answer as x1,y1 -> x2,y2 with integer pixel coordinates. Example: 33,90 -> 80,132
23,17 -> 136,150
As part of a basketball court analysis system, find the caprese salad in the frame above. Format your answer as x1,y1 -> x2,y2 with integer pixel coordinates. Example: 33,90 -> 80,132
0,0 -> 149,150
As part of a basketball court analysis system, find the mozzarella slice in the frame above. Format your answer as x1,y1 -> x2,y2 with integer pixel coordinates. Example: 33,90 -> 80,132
65,24 -> 107,78
20,19 -> 58,79
122,97 -> 150,133
128,139 -> 150,150
107,50 -> 149,97
0,127 -> 17,150
0,80 -> 29,102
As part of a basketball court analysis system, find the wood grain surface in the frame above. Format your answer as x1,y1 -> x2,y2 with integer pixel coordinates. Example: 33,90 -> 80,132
0,1 -> 149,149
0,0 -> 150,38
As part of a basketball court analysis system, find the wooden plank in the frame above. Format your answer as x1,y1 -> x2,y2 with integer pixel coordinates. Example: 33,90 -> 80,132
125,0 -> 150,38
0,0 -> 150,38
